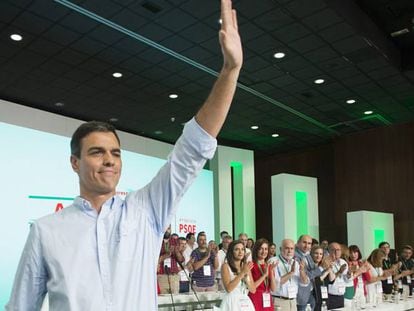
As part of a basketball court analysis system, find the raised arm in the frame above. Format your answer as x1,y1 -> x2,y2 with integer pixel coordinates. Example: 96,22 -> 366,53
195,0 -> 243,137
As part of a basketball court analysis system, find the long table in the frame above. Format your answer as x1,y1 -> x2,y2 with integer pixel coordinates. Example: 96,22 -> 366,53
158,292 -> 224,311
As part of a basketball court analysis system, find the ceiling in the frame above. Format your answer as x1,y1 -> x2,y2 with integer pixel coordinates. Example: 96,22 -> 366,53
1,0 -> 414,156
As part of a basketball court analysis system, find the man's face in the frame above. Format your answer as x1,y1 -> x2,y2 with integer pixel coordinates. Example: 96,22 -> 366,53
380,244 -> 390,256
298,235 -> 312,254
198,235 -> 207,249
178,240 -> 187,252
239,235 -> 248,247
321,240 -> 329,249
71,132 -> 122,198
281,240 -> 294,260
330,243 -> 342,260
188,235 -> 195,245
222,237 -> 232,250
402,248 -> 413,260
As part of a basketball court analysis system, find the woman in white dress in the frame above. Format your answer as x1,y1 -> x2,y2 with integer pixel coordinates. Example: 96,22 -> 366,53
366,249 -> 391,306
218,240 -> 256,311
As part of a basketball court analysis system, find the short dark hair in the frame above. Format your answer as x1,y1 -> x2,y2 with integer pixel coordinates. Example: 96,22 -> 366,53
252,238 -> 269,262
378,241 -> 390,248
348,245 -> 362,260
185,232 -> 194,240
70,121 -> 120,158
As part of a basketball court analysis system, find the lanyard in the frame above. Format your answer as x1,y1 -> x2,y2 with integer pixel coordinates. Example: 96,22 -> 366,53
383,259 -> 390,269
279,255 -> 291,275
257,262 -> 269,290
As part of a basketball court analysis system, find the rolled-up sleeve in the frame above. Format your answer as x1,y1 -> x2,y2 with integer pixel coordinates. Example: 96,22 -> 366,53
136,117 -> 217,235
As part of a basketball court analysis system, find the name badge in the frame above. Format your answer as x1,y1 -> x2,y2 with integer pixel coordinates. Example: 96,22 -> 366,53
407,275 -> 412,284
203,265 -> 211,276
164,258 -> 171,268
321,286 -> 328,299
179,270 -> 187,281
239,296 -> 252,310
288,284 -> 296,298
387,276 -> 393,284
263,292 -> 271,308
398,280 -> 403,289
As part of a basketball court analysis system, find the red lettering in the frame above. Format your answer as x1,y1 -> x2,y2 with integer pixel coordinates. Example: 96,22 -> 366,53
55,203 -> 64,212
178,224 -> 197,233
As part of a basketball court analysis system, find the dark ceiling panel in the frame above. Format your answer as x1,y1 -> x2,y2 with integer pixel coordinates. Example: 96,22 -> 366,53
0,0 -> 413,157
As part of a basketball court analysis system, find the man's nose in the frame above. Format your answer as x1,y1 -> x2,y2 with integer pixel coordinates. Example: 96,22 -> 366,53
103,152 -> 115,166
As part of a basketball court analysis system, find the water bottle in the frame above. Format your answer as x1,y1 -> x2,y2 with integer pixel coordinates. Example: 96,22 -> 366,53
321,301 -> 328,311
305,303 -> 312,311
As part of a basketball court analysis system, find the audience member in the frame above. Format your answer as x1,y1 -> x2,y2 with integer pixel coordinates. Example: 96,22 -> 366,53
249,238 -> 277,310
295,235 -> 321,310
271,239 -> 308,311
188,232 -> 219,292
218,240 -> 256,310
327,242 -> 348,309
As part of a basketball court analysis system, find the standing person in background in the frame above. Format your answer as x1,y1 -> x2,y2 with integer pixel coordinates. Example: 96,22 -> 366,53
395,245 -> 414,296
269,243 -> 277,258
379,241 -> 396,295
320,240 -> 329,256
218,230 -> 229,250
217,235 -> 233,291
295,235 -> 321,310
218,241 -> 256,311
184,232 -> 197,267
239,233 -> 252,262
347,245 -> 370,307
311,245 -> 335,311
366,249 -> 392,306
249,238 -> 277,311
327,242 -> 348,309
247,238 -> 255,251
272,239 -> 309,311
188,232 -> 219,292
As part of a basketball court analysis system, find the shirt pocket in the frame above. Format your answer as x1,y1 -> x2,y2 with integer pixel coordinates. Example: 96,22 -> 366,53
113,221 -> 139,261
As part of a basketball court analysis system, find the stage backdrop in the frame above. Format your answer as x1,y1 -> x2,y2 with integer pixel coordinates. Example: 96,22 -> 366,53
0,119 -> 214,308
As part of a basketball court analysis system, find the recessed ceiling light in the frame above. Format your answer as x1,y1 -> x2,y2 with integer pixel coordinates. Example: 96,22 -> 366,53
154,130 -> 163,135
346,99 -> 356,104
273,52 -> 285,59
364,110 -> 373,115
251,125 -> 259,130
10,34 -> 23,41
112,72 -> 122,78
54,102 -> 64,107
169,94 -> 178,99
109,118 -> 118,122
272,133 -> 279,137
314,78 -> 325,84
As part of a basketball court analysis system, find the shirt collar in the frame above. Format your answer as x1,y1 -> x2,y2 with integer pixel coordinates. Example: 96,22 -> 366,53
73,195 -> 118,218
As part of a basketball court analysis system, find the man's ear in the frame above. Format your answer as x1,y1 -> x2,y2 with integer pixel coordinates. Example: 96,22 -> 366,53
70,155 -> 80,173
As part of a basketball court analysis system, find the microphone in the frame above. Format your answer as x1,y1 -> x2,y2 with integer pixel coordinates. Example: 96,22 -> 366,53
177,261 -> 204,310
164,265 -> 176,311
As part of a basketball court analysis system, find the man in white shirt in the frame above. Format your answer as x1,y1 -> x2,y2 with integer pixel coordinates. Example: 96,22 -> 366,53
327,242 -> 348,309
239,233 -> 252,262
183,232 -> 198,266
270,239 -> 309,311
6,1 -> 243,310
